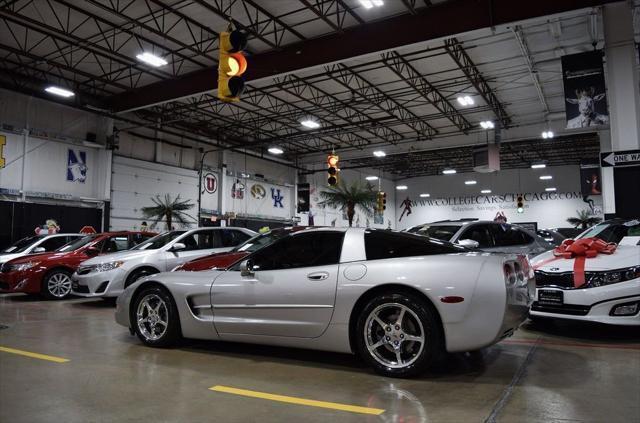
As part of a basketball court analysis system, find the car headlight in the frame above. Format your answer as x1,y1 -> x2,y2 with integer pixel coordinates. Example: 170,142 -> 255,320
585,266 -> 640,288
8,261 -> 40,272
93,261 -> 125,273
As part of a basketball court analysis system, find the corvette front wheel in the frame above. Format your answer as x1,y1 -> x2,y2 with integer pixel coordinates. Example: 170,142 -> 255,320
132,286 -> 180,347
355,292 -> 443,378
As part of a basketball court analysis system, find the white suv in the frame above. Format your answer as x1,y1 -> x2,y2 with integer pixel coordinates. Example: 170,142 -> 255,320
71,227 -> 256,298
0,233 -> 83,267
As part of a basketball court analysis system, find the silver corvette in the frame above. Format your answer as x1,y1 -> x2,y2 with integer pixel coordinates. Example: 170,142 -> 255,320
116,228 -> 534,377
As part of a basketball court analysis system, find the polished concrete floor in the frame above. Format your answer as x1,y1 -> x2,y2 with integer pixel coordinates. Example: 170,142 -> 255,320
0,294 -> 638,423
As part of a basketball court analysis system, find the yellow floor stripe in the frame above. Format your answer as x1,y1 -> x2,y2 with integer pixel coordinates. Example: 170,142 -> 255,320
209,385 -> 384,415
0,346 -> 70,363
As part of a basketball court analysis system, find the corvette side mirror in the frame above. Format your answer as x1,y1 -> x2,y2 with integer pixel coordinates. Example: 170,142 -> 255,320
170,242 -> 186,252
240,259 -> 254,277
33,247 -> 46,253
458,239 -> 480,249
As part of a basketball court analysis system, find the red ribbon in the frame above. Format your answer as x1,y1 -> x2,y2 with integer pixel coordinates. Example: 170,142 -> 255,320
552,238 -> 617,288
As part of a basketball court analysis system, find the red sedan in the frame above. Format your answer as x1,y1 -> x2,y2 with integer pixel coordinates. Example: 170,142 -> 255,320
0,231 -> 155,299
174,227 -> 308,271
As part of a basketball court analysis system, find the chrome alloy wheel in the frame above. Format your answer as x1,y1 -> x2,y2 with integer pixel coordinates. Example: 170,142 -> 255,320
47,273 -> 72,298
364,303 -> 425,369
136,294 -> 169,341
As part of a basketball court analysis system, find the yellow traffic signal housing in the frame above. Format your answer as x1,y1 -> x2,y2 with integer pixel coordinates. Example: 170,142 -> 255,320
327,154 -> 339,186
516,195 -> 524,213
218,30 -> 248,102
376,191 -> 387,213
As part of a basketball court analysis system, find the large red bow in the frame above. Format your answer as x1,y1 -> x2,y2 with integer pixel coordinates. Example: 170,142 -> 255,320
552,238 -> 617,288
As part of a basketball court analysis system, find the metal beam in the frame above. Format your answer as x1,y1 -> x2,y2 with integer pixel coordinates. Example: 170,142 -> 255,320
444,38 -> 511,128
512,25 -> 549,114
108,0 -> 615,112
381,50 -> 473,133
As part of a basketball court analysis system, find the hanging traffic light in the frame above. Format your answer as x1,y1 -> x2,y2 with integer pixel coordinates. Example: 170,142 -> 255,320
218,30 -> 248,102
516,195 -> 524,213
327,154 -> 339,186
376,191 -> 387,214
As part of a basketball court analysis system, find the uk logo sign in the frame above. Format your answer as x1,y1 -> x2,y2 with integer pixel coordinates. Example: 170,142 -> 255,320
271,188 -> 284,208
67,149 -> 87,183
203,173 -> 217,194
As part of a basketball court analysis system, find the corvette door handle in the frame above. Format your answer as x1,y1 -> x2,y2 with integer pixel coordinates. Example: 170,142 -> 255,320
307,272 -> 329,281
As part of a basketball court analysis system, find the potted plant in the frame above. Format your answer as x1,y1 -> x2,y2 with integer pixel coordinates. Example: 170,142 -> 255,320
566,209 -> 602,230
319,180 -> 377,227
141,194 -> 195,230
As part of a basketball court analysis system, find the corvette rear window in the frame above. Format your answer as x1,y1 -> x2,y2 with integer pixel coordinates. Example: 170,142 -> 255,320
365,230 -> 466,260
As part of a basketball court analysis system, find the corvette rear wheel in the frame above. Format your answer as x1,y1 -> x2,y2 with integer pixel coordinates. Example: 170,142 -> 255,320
356,293 -> 442,378
42,269 -> 73,300
133,286 -> 180,347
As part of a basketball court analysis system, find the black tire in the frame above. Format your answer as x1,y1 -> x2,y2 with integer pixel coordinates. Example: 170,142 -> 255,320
41,269 -> 73,300
132,286 -> 181,347
355,292 -> 443,378
125,268 -> 158,289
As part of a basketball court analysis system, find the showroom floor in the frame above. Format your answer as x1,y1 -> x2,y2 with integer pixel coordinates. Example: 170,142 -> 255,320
0,294 -> 638,423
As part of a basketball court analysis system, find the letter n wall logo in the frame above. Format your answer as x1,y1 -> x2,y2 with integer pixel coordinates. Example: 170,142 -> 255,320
0,135 -> 6,168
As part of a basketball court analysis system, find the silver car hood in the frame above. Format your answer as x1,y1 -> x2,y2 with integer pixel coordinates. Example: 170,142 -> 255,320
82,249 -> 156,265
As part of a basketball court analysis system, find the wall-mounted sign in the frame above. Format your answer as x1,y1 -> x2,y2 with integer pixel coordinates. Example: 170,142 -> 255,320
271,187 -> 284,208
250,183 -> 266,199
0,134 -> 6,168
600,150 -> 640,168
203,173 -> 218,194
231,180 -> 245,199
562,51 -> 609,129
67,149 -> 88,183
297,183 -> 310,213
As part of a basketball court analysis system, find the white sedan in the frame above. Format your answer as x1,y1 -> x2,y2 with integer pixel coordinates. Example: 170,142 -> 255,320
115,228 -> 534,377
531,219 -> 640,325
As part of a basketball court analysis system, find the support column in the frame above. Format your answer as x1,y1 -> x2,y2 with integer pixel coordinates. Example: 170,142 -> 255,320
601,2 -> 640,218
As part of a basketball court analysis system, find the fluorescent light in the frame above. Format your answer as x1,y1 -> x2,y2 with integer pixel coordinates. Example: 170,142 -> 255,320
419,193 -> 430,198
373,150 -> 386,157
539,175 -> 553,180
442,169 -> 456,175
465,180 -> 477,185
481,189 -> 492,194
480,120 -> 494,129
396,185 -> 408,190
372,0 -> 384,5
136,52 -> 168,67
365,176 -> 378,181
542,130 -> 554,139
359,0 -> 383,8
531,163 -> 546,169
268,147 -> 283,155
300,119 -> 320,129
457,95 -> 474,106
44,86 -> 75,98
545,187 -> 557,192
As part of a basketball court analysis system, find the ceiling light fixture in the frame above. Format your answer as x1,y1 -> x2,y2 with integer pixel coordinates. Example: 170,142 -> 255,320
419,193 -> 430,198
479,120 -> 495,129
531,163 -> 546,169
442,169 -> 456,175
136,52 -> 168,67
365,176 -> 378,181
456,95 -> 474,106
539,175 -> 553,180
465,180 -> 477,185
481,189 -> 492,194
44,86 -> 75,98
541,130 -> 554,139
373,150 -> 386,157
300,118 -> 320,129
268,147 -> 283,155
359,0 -> 383,8
396,185 -> 408,190
545,187 -> 557,192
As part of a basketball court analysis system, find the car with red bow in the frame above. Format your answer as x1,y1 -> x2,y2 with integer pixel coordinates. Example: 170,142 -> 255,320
530,219 -> 640,325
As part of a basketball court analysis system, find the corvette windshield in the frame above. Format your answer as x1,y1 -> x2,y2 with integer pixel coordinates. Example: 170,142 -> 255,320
57,235 -> 99,252
408,225 -> 460,241
1,235 -> 46,254
577,220 -> 640,244
133,231 -> 186,250
234,229 -> 290,253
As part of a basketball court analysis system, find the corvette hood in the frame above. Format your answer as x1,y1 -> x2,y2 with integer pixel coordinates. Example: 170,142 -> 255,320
532,245 -> 640,272
82,249 -> 154,265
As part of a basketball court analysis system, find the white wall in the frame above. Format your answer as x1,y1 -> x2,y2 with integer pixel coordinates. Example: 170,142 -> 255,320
395,165 -> 603,229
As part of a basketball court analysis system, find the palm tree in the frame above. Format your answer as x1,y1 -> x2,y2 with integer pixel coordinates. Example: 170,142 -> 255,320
319,180 -> 377,227
567,209 -> 602,229
141,194 -> 195,230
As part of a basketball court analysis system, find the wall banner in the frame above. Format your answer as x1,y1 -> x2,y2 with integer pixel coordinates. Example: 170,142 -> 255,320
297,183 -> 310,213
562,51 -> 609,129
67,149 -> 88,183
